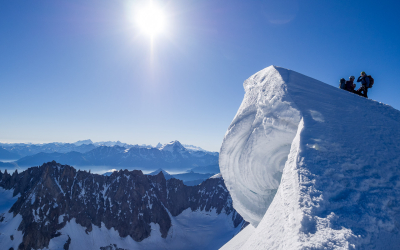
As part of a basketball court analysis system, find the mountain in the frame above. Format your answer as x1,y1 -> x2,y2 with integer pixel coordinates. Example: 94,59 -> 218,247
0,147 -> 20,160
0,161 -> 244,250
148,168 -> 173,179
16,142 -> 218,172
148,169 -> 216,186
181,144 -> 218,155
1,140 -> 219,173
171,171 -> 214,186
159,141 -> 187,154
220,66 -> 400,249
189,164 -> 220,174
73,139 -> 93,146
92,141 -> 140,148
0,143 -> 96,158
17,151 -> 90,167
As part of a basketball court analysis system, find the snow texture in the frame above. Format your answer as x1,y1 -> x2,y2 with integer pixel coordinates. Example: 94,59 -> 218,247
219,66 -> 400,249
210,173 -> 222,179
0,188 -> 22,249
46,208 -> 241,250
220,224 -> 256,250
0,188 -> 19,214
0,213 -> 23,249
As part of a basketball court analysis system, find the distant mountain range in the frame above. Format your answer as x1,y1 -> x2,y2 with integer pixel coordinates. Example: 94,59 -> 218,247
0,140 -> 219,173
0,140 -> 216,159
148,168 -> 215,186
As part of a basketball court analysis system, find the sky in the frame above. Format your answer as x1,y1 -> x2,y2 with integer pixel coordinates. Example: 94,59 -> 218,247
1,0 -> 400,151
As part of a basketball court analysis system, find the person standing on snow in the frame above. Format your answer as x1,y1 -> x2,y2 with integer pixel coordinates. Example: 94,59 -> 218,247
345,76 -> 356,93
356,71 -> 370,98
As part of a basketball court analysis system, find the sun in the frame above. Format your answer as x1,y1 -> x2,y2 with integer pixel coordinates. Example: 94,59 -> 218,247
136,2 -> 167,38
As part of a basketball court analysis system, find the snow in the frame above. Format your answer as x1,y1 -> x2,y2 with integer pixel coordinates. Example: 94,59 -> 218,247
220,224 -> 256,250
182,144 -> 207,151
159,141 -> 186,153
0,212 -> 23,250
74,139 -> 93,146
220,66 -> 400,249
102,169 -> 118,176
0,188 -> 19,214
210,173 -> 222,179
46,208 -> 241,250
54,178 -> 65,196
148,168 -> 172,177
58,214 -> 65,224
30,192 -> 38,206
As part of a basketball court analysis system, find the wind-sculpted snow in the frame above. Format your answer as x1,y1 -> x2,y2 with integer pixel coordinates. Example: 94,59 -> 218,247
220,66 -> 301,226
220,66 -> 400,249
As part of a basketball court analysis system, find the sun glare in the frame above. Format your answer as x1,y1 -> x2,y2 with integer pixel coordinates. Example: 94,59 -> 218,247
136,2 -> 167,38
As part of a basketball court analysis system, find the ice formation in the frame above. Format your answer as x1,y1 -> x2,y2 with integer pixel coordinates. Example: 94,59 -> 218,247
220,66 -> 400,249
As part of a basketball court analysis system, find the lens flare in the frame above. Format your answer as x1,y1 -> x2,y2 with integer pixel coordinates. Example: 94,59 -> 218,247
136,2 -> 167,38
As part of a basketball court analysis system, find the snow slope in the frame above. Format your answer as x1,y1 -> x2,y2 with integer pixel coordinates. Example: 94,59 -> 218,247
46,209 -> 241,250
220,224 -> 255,250
0,188 -> 23,249
220,66 -> 400,249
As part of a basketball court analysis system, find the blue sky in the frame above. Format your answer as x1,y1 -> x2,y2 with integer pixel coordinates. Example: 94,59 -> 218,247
1,0 -> 399,151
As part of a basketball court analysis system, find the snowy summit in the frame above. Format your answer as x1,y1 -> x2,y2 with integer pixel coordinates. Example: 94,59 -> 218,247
220,66 -> 400,249
159,140 -> 187,153
148,168 -> 172,178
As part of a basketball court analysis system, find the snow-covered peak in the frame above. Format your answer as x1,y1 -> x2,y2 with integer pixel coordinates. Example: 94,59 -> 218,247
159,141 -> 187,153
102,169 -> 118,176
148,168 -> 172,177
93,140 -> 130,147
209,173 -> 222,179
73,139 -> 93,146
220,65 -> 400,248
155,142 -> 162,148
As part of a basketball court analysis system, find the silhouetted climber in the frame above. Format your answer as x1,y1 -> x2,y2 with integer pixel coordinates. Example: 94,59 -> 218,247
339,78 -> 346,89
345,76 -> 356,93
356,71 -> 370,98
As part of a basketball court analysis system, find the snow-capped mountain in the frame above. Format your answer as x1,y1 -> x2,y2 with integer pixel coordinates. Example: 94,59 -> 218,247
0,161 -> 244,250
181,144 -> 218,155
220,66 -> 400,249
148,168 -> 173,178
181,144 -> 205,151
0,143 -> 96,159
11,141 -> 218,172
73,139 -> 93,146
0,141 -> 219,173
159,141 -> 188,155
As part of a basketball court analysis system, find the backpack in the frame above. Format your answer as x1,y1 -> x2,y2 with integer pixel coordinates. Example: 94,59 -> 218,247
368,75 -> 374,88
339,78 -> 346,89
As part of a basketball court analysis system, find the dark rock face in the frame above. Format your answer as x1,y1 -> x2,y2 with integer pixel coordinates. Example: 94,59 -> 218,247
100,244 -> 127,250
0,161 -> 243,250
63,236 -> 71,250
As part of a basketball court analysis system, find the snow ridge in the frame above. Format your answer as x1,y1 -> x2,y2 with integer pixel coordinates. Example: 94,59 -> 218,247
220,66 -> 400,249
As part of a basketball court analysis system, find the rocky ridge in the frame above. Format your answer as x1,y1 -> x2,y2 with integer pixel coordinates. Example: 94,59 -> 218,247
0,161 -> 242,250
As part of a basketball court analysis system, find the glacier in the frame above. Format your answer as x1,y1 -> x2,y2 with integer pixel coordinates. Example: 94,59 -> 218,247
220,66 -> 400,249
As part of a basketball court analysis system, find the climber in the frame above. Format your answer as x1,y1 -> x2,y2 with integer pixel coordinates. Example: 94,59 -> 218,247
355,71 -> 370,98
345,76 -> 356,93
